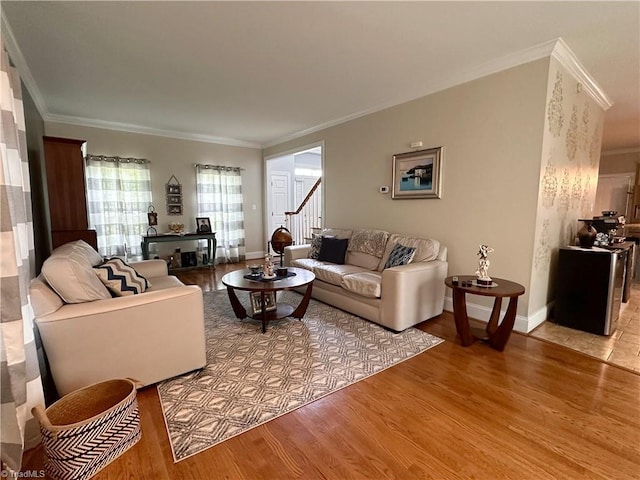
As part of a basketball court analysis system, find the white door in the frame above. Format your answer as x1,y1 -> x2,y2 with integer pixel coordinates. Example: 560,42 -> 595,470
594,174 -> 633,218
270,171 -> 291,237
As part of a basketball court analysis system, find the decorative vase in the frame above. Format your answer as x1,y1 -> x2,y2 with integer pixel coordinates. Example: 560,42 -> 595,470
577,220 -> 597,248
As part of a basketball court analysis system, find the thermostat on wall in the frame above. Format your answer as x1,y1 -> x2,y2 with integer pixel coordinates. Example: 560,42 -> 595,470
379,186 -> 389,194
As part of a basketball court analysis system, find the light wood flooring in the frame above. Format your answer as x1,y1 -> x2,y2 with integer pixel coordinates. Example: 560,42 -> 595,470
530,280 -> 640,373
22,263 -> 640,479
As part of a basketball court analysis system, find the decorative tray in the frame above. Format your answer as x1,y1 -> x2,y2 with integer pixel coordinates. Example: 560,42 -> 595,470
243,272 -> 297,282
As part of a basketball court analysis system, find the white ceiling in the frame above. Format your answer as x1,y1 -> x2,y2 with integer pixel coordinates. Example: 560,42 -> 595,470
2,1 -> 639,151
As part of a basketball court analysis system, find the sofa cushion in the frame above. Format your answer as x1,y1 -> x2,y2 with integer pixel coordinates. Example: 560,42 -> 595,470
145,275 -> 185,291
341,271 -> 382,298
348,229 -> 389,257
345,251 -> 382,270
292,258 -> 328,271
345,229 -> 389,269
41,240 -> 111,303
321,228 -> 353,239
30,277 -> 64,317
318,237 -> 349,264
383,243 -> 416,269
378,235 -> 440,271
313,264 -> 368,287
94,258 -> 151,296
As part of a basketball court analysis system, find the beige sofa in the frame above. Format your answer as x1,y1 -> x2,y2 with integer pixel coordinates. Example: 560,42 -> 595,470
30,240 -> 206,396
284,228 -> 447,331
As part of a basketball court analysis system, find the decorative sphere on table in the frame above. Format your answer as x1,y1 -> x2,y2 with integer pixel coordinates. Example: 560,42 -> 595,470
270,226 -> 293,254
270,226 -> 293,266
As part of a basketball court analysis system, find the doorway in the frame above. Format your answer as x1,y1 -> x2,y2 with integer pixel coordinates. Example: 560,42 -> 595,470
594,173 -> 634,219
265,143 -> 323,247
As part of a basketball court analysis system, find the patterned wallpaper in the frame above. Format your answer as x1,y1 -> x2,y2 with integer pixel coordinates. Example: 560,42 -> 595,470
529,58 -> 605,317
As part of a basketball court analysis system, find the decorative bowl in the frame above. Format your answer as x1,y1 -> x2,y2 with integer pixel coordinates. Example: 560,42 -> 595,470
248,265 -> 262,276
168,222 -> 184,233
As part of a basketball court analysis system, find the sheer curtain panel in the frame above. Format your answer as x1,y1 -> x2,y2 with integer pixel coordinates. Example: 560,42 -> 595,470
196,165 -> 246,263
85,155 -> 152,257
0,38 -> 46,472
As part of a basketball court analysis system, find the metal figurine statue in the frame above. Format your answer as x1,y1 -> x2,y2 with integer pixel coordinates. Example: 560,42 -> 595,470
476,244 -> 494,286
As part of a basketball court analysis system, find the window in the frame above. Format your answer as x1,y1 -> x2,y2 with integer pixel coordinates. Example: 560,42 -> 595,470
85,155 -> 152,257
196,164 -> 245,263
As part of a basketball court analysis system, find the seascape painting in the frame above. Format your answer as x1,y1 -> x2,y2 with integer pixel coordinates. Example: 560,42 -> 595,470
398,159 -> 434,191
392,147 -> 443,199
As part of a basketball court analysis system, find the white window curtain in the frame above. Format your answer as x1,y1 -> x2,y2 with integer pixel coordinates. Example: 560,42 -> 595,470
196,165 -> 246,263
0,39 -> 45,473
85,155 -> 152,257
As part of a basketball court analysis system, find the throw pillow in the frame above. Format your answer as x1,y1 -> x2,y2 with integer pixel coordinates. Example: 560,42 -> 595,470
308,234 -> 335,259
94,258 -> 151,296
383,243 -> 416,269
317,237 -> 349,264
308,234 -> 323,259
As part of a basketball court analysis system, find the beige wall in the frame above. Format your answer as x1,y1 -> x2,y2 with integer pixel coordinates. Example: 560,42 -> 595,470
265,59 -> 550,326
599,151 -> 640,175
44,123 -> 264,258
529,57 -> 605,323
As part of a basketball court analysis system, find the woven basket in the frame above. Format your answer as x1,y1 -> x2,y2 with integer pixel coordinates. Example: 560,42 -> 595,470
32,378 -> 142,480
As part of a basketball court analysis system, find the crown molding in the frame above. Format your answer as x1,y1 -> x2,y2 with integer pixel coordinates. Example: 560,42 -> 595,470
3,11 -> 260,150
601,147 -> 640,156
1,11 -> 48,117
45,114 -> 262,149
264,39 -> 561,148
551,38 -> 613,111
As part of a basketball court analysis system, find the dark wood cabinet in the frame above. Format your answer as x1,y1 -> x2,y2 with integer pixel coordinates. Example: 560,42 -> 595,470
43,136 -> 97,250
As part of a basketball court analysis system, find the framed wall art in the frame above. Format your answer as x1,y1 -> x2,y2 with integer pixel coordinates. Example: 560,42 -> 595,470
392,147 -> 443,199
166,175 -> 183,215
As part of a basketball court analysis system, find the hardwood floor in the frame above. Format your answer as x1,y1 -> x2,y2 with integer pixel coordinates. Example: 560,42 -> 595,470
22,263 -> 640,479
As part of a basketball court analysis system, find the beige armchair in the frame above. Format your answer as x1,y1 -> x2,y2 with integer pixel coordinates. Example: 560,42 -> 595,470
30,240 -> 206,396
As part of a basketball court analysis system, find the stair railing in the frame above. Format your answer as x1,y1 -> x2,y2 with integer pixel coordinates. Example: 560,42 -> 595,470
285,178 -> 322,245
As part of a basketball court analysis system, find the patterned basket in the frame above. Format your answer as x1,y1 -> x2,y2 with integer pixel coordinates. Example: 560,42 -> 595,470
32,378 -> 142,480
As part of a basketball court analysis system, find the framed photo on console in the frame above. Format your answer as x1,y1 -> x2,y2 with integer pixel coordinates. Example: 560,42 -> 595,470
250,291 -> 277,315
196,217 -> 211,233
392,147 -> 443,199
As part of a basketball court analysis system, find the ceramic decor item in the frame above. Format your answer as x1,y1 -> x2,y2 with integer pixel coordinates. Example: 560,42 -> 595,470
577,219 -> 597,248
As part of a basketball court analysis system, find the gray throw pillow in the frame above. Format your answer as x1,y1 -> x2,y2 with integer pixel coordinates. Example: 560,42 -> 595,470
383,243 -> 416,269
308,234 -> 323,259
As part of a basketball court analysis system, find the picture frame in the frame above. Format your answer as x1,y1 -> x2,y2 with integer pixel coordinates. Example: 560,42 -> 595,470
196,217 -> 212,233
180,251 -> 198,268
250,291 -> 277,315
167,205 -> 183,215
166,194 -> 182,205
392,147 -> 443,199
166,175 -> 183,216
166,184 -> 182,195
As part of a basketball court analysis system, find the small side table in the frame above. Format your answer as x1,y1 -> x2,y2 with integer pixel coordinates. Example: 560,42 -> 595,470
444,275 -> 525,351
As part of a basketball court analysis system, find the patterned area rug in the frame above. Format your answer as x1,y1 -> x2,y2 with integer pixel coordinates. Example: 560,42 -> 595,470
158,290 -> 444,462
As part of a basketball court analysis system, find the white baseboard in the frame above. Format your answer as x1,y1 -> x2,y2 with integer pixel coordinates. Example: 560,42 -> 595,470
245,251 -> 266,260
444,296 -> 551,334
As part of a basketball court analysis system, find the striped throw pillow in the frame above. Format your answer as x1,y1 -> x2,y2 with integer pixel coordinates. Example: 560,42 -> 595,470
383,243 -> 416,269
94,258 -> 150,296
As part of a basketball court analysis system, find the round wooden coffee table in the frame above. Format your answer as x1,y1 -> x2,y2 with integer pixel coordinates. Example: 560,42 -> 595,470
221,267 -> 315,333
444,275 -> 525,351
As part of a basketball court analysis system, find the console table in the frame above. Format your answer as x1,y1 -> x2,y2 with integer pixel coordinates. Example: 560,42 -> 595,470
444,275 -> 525,351
141,232 -> 217,265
